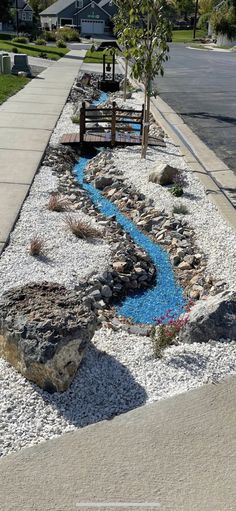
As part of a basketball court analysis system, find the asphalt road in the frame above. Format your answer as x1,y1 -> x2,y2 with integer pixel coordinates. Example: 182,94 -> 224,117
154,45 -> 236,175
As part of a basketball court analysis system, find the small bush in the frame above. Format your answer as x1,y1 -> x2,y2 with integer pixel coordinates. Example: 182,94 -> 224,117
35,38 -> 47,46
172,204 -> 189,215
152,306 -> 191,358
48,193 -> 69,212
71,114 -> 80,124
29,237 -> 45,257
65,215 -> 101,239
12,47 -> 18,53
43,30 -> 57,42
39,52 -> 48,59
57,39 -> 67,48
170,172 -> 188,197
0,33 -> 13,40
56,27 -> 80,42
12,36 -> 29,44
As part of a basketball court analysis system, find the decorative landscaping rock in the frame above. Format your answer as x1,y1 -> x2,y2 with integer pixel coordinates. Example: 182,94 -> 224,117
94,175 -> 114,190
149,163 -> 180,186
0,283 -> 97,393
178,290 -> 236,343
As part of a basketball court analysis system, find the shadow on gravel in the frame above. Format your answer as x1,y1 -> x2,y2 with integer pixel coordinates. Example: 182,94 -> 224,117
168,352 -> 207,373
39,344 -> 148,428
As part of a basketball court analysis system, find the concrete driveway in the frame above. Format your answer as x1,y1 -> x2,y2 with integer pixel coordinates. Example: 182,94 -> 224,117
154,45 -> 236,176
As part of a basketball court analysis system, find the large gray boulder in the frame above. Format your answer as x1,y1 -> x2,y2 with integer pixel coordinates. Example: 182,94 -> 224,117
149,162 -> 180,186
179,290 -> 236,343
0,283 -> 97,392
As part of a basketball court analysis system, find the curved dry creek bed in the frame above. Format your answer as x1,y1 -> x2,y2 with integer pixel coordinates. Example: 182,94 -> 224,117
74,153 -> 185,324
0,84 -> 235,457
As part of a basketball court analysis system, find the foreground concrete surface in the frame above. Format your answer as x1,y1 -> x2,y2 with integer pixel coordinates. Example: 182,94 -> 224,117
0,376 -> 236,511
0,49 -> 85,252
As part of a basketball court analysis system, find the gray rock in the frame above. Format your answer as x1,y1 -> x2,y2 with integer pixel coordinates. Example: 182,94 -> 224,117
89,289 -> 101,300
148,163 -> 180,186
179,290 -> 236,343
0,283 -> 97,392
94,175 -> 113,190
101,285 -> 113,298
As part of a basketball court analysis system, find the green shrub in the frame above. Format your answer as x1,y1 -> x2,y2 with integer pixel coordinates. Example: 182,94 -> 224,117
35,38 -> 47,46
43,30 -> 57,42
12,36 -> 29,44
12,47 -> 18,53
38,51 -> 48,59
0,33 -> 12,40
56,27 -> 80,41
211,5 -> 236,38
57,39 -> 67,48
71,115 -> 80,124
197,13 -> 211,31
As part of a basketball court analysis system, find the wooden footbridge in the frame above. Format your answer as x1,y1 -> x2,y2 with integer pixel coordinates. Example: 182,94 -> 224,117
60,101 -> 165,148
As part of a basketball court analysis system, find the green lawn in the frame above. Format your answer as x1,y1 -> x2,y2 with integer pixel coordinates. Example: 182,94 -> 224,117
84,49 -> 114,63
0,75 -> 30,105
172,29 -> 207,43
0,41 -> 69,60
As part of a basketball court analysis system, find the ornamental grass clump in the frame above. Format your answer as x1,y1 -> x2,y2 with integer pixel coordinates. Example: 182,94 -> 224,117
152,302 -> 192,358
48,193 -> 69,212
29,237 -> 45,257
65,215 -> 101,240
172,204 -> 189,215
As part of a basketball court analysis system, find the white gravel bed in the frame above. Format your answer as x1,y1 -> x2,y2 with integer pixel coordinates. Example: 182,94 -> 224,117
50,102 -> 78,146
0,166 -> 111,296
1,326 -> 236,457
0,89 -> 236,459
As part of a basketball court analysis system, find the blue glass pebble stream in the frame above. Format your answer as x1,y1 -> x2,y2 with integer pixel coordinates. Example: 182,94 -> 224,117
73,93 -> 185,324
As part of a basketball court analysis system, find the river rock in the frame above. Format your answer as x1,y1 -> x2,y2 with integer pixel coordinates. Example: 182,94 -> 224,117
178,290 -> 236,343
0,283 -> 97,393
94,175 -> 113,190
149,163 -> 180,186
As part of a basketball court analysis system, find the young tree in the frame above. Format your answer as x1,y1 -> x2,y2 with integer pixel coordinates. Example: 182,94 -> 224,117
122,0 -> 171,158
113,0 -> 132,101
0,0 -> 11,22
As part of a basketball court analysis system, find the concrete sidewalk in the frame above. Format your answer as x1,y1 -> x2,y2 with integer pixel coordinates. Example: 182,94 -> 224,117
0,376 -> 235,511
0,49 -> 85,254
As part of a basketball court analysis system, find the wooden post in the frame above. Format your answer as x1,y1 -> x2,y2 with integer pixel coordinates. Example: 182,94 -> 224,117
140,104 -> 145,136
103,54 -> 106,81
80,102 -> 86,144
111,101 -> 116,146
112,53 -> 115,82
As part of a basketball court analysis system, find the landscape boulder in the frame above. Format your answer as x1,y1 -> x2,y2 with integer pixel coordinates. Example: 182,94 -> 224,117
0,282 -> 97,392
149,163 -> 180,186
94,175 -> 113,190
178,290 -> 236,343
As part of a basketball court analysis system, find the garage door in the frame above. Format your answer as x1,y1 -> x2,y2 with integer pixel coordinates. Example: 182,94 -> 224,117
81,19 -> 104,34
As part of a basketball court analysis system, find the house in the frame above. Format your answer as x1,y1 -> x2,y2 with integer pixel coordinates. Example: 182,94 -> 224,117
40,0 -> 117,35
17,0 -> 34,25
0,1 -> 33,32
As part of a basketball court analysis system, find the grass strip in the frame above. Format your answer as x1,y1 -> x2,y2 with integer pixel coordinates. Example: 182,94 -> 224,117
0,75 -> 30,105
0,41 -> 69,60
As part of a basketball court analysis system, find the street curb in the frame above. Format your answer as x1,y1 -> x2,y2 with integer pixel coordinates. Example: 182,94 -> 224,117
118,57 -> 236,231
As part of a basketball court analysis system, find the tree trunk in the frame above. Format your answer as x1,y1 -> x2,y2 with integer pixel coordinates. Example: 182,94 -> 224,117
141,77 -> 148,159
142,92 -> 150,159
123,57 -> 128,101
141,75 -> 151,159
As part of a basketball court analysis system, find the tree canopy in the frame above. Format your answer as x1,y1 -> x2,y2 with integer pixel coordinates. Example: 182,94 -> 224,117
0,0 -> 11,22
28,0 -> 55,15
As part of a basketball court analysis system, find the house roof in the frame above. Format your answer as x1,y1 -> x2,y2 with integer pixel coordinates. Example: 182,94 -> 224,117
40,0 -> 75,16
75,1 -> 111,17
